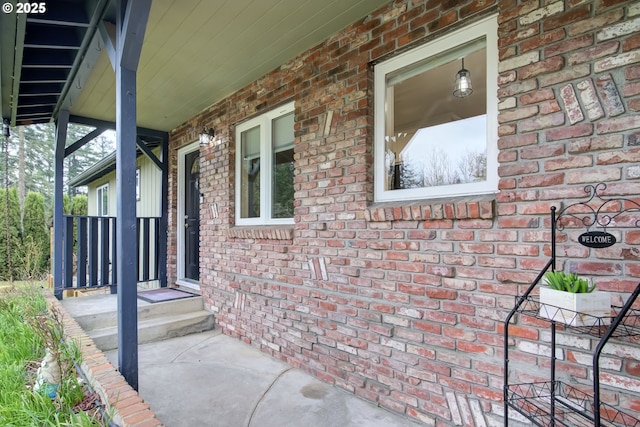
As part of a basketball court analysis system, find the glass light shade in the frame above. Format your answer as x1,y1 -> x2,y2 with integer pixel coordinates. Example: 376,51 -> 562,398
453,60 -> 473,98
199,127 -> 215,146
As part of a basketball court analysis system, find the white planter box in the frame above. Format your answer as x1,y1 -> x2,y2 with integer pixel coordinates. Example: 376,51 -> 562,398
539,288 -> 611,327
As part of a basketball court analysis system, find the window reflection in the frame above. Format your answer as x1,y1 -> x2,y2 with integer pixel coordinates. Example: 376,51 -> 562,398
384,44 -> 488,191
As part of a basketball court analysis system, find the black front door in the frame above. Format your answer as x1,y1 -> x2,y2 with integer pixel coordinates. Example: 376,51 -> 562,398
184,150 -> 200,281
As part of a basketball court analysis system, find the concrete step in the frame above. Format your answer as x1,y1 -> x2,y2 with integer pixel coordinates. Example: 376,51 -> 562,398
89,310 -> 215,351
72,296 -> 205,332
61,292 -> 215,351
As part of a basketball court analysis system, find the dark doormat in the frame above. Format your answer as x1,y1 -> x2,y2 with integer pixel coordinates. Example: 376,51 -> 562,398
137,288 -> 197,303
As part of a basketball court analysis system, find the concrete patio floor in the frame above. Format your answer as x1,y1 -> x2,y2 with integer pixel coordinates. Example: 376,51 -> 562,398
104,329 -> 421,427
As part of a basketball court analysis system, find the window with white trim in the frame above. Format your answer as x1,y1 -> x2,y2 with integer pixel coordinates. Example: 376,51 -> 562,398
374,15 -> 498,202
235,102 -> 295,225
97,183 -> 109,216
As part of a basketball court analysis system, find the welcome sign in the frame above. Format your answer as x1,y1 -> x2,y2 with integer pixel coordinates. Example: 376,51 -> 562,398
578,231 -> 616,248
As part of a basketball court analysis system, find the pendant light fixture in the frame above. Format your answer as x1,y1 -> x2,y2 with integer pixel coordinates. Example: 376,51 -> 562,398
453,58 -> 473,98
199,126 -> 216,146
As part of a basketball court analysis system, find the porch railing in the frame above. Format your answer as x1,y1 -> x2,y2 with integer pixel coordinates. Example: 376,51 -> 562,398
61,215 -> 161,292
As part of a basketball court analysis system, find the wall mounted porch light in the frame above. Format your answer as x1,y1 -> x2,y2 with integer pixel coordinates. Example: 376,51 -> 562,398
199,126 -> 216,146
453,58 -> 473,98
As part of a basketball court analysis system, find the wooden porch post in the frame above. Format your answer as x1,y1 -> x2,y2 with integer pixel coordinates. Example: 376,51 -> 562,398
115,0 -> 151,391
53,110 -> 69,300
159,134 -> 168,287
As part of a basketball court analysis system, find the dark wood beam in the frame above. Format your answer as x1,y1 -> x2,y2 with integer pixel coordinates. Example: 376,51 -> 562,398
99,21 -> 117,71
136,137 -> 162,170
115,0 -> 150,392
10,14 -> 27,125
53,110 -> 69,300
69,114 -> 168,140
159,133 -> 168,288
64,127 -> 106,157
119,0 -> 151,70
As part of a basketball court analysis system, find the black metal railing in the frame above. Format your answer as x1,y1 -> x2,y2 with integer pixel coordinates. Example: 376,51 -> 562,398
62,215 -> 161,292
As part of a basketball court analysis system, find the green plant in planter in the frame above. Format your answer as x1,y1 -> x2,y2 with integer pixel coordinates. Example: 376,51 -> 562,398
544,271 -> 596,294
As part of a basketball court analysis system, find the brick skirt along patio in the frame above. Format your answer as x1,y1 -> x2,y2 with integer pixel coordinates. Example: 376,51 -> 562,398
47,292 -> 164,427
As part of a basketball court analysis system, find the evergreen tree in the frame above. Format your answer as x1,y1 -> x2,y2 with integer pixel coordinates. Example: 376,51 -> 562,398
19,124 -> 55,207
22,192 -> 49,277
399,160 -> 425,189
0,137 -> 18,189
17,126 -> 26,218
0,188 -> 22,280
0,122 -> 115,280
65,125 -> 116,197
5,123 -> 115,207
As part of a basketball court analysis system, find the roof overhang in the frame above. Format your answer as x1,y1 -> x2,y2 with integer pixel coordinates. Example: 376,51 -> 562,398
1,0 -> 114,127
67,150 -> 117,187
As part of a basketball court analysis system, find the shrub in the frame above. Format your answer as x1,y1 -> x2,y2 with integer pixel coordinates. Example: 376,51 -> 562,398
71,195 -> 88,216
0,188 -> 22,281
23,192 -> 49,278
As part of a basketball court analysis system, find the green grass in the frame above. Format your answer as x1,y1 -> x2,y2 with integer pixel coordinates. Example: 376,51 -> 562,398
0,280 -> 48,289
0,285 -> 107,426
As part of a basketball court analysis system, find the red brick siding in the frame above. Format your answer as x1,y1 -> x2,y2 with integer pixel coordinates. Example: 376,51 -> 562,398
498,0 -> 640,423
167,1 -> 640,425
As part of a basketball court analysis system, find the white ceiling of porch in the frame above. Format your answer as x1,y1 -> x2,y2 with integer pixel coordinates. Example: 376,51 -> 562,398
70,0 -> 390,131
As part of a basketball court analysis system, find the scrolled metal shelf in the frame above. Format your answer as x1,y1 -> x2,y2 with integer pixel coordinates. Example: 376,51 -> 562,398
554,182 -> 640,232
507,381 -> 640,427
505,183 -> 640,427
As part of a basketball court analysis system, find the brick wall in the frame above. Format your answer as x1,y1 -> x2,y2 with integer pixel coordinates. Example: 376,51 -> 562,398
498,1 -> 640,424
168,1 -> 640,425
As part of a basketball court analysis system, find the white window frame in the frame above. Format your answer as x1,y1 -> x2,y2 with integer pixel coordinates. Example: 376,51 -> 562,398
97,183 -> 109,216
136,168 -> 141,201
235,101 -> 295,226
374,15 -> 498,203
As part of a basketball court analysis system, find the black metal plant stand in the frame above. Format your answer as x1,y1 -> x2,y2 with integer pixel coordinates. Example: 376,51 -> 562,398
503,183 -> 640,427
